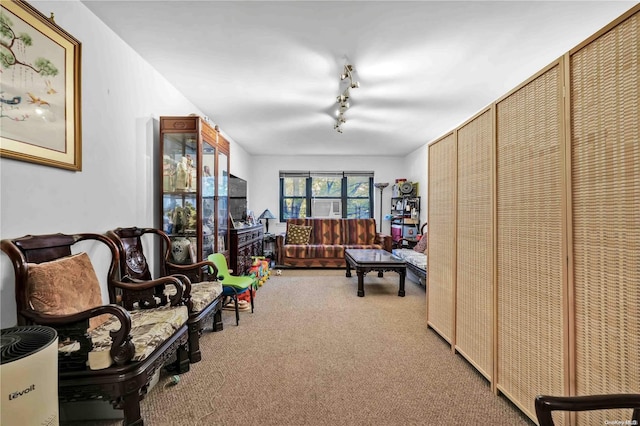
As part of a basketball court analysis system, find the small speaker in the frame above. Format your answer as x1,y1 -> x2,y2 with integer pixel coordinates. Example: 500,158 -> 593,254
399,182 -> 414,195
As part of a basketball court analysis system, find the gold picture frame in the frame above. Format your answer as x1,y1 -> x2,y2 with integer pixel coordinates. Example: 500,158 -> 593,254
0,0 -> 82,171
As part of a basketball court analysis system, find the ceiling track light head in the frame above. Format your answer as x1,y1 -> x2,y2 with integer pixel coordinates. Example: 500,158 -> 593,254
333,61 -> 359,132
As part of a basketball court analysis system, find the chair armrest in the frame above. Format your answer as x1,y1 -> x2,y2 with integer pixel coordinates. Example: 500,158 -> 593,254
21,304 -> 135,366
113,275 -> 186,310
376,233 -> 392,252
535,394 -> 640,426
165,259 -> 218,282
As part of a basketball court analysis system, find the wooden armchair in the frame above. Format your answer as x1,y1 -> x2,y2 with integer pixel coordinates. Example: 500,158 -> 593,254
535,394 -> 640,426
1,233 -> 191,426
106,227 -> 224,364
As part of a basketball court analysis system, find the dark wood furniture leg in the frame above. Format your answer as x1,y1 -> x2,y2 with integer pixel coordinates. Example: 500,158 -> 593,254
398,269 -> 406,297
122,392 -> 143,426
357,268 -> 365,297
213,309 -> 224,332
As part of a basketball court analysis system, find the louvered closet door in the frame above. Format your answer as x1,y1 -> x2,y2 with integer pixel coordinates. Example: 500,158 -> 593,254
427,133 -> 457,343
496,63 -> 566,422
570,11 -> 640,426
455,109 -> 494,381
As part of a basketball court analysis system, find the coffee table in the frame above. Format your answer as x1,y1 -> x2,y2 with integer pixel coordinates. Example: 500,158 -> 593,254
344,249 -> 406,297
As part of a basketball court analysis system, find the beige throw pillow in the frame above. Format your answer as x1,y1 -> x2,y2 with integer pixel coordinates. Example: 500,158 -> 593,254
27,252 -> 108,331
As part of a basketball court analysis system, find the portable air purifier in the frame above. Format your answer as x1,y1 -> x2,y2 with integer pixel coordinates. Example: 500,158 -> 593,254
1,326 -> 59,426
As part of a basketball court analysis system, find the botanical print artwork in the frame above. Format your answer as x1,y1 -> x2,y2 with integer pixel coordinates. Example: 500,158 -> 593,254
0,6 -> 66,152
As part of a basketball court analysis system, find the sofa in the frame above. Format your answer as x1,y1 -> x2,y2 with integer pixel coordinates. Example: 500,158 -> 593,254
276,218 -> 391,267
392,229 -> 427,285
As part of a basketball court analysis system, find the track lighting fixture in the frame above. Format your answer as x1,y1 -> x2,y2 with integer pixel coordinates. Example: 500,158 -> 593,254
334,62 -> 359,133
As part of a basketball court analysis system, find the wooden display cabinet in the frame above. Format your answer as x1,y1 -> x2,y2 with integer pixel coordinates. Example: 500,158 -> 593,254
159,116 -> 230,264
229,224 -> 264,275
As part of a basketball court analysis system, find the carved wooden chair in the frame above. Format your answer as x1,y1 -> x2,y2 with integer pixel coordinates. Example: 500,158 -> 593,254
1,233 -> 191,426
106,227 -> 224,364
535,394 -> 640,426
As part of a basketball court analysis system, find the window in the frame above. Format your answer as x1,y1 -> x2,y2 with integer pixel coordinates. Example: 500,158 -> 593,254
280,171 -> 373,221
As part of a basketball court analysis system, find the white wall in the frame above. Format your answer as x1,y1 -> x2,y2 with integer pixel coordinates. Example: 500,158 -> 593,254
246,154 -> 427,236
403,143 -> 429,227
0,1 -> 249,327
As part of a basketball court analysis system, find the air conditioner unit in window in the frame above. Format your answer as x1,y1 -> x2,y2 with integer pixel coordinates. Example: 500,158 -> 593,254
312,199 -> 342,218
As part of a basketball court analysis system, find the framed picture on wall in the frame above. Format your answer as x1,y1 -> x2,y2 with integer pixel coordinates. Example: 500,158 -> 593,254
0,0 -> 82,171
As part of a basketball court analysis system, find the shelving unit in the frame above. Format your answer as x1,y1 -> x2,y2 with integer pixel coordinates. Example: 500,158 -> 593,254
390,196 -> 420,246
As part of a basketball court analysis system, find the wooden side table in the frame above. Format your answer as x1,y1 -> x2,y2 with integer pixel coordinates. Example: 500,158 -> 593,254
263,233 -> 276,267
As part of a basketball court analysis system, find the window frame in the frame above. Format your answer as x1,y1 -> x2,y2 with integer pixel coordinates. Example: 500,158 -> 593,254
279,171 -> 374,221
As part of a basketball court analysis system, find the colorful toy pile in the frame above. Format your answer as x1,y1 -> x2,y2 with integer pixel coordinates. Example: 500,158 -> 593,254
236,256 -> 271,304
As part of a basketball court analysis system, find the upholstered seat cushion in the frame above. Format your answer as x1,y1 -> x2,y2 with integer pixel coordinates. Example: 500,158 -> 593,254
392,248 -> 427,270
165,280 -> 223,312
87,305 -> 188,369
283,244 -> 345,259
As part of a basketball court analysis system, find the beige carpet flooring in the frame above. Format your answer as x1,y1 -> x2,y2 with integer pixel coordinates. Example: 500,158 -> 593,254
64,269 -> 534,426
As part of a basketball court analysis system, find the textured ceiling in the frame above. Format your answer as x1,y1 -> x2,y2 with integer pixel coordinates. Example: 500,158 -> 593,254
83,1 -> 636,156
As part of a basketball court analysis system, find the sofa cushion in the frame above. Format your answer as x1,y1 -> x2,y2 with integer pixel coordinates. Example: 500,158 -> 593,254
343,219 -> 377,245
285,244 -> 346,259
27,252 -> 108,331
283,244 -> 342,259
287,218 -> 342,244
286,224 -> 313,244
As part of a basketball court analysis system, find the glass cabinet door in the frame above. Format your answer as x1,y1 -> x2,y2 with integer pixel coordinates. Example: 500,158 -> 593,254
162,132 -> 198,264
217,150 -> 229,254
201,140 -> 216,260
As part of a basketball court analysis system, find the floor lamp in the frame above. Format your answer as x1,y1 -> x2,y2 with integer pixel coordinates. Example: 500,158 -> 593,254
373,182 -> 389,233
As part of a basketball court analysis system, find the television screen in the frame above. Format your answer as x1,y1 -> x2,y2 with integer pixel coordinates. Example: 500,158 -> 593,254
229,174 -> 247,221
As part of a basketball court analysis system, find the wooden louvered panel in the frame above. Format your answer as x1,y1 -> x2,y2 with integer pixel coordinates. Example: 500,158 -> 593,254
496,64 -> 566,423
455,109 -> 494,380
570,11 -> 640,426
427,133 -> 457,343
